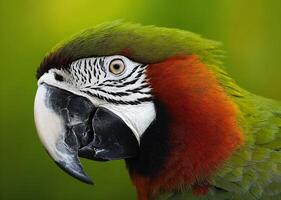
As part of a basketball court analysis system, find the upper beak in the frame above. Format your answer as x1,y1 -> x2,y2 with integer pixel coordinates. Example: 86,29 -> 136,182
34,84 -> 139,184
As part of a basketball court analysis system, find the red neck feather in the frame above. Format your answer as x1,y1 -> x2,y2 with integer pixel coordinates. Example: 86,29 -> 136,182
131,55 -> 243,200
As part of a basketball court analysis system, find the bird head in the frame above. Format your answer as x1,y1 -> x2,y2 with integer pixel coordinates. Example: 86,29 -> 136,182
35,52 -> 155,183
34,21 -> 243,197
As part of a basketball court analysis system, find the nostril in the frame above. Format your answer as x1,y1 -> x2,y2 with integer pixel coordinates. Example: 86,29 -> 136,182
54,73 -> 64,82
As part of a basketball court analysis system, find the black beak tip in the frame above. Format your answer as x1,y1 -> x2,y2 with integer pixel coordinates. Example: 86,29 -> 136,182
55,161 -> 94,185
74,173 -> 94,185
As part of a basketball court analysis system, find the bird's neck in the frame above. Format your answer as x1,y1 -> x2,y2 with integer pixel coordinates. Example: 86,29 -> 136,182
126,55 -> 244,200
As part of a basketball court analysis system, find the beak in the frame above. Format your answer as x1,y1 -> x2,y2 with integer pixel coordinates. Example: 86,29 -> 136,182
34,84 -> 139,184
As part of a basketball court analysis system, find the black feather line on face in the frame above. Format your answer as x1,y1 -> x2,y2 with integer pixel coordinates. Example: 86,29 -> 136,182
84,91 -> 153,105
38,53 -> 152,105
93,88 -> 131,97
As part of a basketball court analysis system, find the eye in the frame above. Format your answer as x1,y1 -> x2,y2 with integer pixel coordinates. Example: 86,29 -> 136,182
109,59 -> 125,75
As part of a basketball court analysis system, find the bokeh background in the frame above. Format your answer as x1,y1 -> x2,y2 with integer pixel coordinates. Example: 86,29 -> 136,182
1,0 -> 281,199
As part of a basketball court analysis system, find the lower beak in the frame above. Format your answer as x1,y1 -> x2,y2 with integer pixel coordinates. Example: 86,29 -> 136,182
34,84 -> 139,184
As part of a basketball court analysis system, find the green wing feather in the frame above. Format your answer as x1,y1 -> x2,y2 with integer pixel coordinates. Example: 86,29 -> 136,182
212,68 -> 281,200
213,93 -> 281,200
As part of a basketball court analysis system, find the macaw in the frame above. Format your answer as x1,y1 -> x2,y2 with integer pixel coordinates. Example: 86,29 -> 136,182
34,21 -> 281,200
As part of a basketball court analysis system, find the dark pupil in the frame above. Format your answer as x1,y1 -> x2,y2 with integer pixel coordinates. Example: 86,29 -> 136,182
113,64 -> 120,70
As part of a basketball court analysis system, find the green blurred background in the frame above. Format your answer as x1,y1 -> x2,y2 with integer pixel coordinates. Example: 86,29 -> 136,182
0,0 -> 280,199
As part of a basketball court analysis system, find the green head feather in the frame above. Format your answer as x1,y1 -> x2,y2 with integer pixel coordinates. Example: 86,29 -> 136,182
38,21 -> 223,78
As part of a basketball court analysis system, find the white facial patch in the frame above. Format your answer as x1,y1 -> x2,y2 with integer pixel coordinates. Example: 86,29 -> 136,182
101,102 -> 156,143
37,55 -> 156,144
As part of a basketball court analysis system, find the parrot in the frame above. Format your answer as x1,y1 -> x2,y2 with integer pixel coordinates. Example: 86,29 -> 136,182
34,21 -> 281,200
